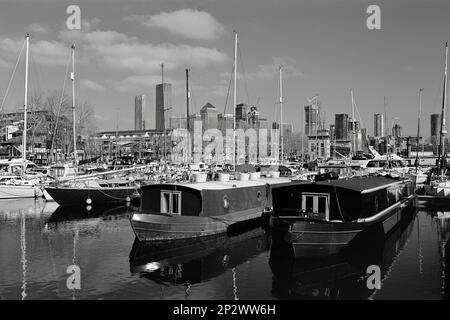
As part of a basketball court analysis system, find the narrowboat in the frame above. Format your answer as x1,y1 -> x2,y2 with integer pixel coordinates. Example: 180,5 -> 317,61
130,176 -> 298,242
265,176 -> 416,258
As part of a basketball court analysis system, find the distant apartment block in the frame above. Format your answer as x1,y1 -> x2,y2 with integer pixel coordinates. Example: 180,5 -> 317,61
155,83 -> 172,131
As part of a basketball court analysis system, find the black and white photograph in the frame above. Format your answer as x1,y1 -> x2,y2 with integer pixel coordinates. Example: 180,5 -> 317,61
0,0 -> 449,307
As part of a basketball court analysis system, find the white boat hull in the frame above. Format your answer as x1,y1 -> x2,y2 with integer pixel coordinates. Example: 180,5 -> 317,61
0,184 -> 42,199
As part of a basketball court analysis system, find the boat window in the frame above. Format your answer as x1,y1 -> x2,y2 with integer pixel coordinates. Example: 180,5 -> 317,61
172,193 -> 180,214
160,191 -> 181,215
223,195 -> 230,209
305,196 -> 314,212
367,161 -> 377,168
302,193 -> 330,220
256,191 -> 262,202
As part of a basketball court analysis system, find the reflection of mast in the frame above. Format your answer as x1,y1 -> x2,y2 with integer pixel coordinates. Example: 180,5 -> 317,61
20,210 -> 27,300
232,267 -> 239,300
417,215 -> 423,276
72,228 -> 79,300
436,217 -> 450,297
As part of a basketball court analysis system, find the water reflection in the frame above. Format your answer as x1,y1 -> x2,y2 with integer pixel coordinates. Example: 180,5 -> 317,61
1,198 -> 450,300
269,207 -> 418,299
44,204 -> 139,235
129,228 -> 271,292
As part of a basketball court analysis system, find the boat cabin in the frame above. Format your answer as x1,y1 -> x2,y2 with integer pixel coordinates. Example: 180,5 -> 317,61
140,178 -> 296,217
270,176 -> 414,222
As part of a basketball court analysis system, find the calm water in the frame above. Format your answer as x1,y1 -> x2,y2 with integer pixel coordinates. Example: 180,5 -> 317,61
0,199 -> 449,300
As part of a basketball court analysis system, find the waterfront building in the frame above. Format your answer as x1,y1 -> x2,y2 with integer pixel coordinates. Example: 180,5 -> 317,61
155,83 -> 172,131
307,129 -> 330,161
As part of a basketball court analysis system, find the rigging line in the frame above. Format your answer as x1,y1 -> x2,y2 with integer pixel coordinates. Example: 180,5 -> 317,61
238,42 -> 250,105
0,40 -> 26,114
223,64 -> 234,115
50,49 -> 72,159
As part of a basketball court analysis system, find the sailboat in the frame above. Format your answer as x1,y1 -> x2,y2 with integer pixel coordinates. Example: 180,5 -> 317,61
424,42 -> 450,199
407,88 -> 428,184
0,34 -> 43,199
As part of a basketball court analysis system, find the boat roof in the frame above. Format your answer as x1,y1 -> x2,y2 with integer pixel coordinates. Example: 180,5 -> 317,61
153,177 -> 295,191
315,176 -> 405,193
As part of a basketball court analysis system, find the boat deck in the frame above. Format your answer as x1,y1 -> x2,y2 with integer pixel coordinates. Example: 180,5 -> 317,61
171,177 -> 294,191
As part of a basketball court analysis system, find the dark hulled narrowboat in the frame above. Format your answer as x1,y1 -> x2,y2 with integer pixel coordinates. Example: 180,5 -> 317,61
266,176 -> 416,258
130,177 -> 297,242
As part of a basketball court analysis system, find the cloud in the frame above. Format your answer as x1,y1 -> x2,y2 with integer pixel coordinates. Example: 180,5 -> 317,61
114,75 -> 179,93
0,57 -> 12,69
81,79 -> 105,92
59,29 -> 229,74
218,57 -> 304,82
82,18 -> 102,31
0,37 -> 69,67
124,9 -> 226,41
28,23 -> 50,34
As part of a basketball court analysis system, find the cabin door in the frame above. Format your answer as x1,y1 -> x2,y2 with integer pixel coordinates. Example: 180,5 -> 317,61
301,193 -> 330,220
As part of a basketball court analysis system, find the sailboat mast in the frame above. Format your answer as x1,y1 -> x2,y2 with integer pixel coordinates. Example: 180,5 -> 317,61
71,44 -> 77,167
22,34 -> 29,176
279,66 -> 283,163
439,42 -> 448,178
415,88 -> 423,171
186,68 -> 190,163
300,105 -> 304,168
351,89 -> 356,157
233,31 -> 237,169
186,68 -> 190,132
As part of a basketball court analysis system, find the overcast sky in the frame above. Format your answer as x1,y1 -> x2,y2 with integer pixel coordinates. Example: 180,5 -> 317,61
1,0 -> 450,137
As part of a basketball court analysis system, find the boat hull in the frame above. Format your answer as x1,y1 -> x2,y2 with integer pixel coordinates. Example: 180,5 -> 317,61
131,207 -> 263,242
0,184 -> 42,199
270,194 -> 416,258
44,186 -> 140,207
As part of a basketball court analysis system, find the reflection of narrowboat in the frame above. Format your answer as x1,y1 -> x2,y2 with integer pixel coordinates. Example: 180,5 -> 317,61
269,206 -> 416,299
129,228 -> 271,284
130,177 -> 297,242
266,176 -> 416,258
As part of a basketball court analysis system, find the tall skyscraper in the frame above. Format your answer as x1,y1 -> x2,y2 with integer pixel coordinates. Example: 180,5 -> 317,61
329,124 -> 335,140
374,113 -> 384,137
304,103 -> 321,136
156,83 -> 172,131
431,114 -> 441,138
392,123 -> 402,139
134,95 -> 146,131
200,102 -> 218,130
335,113 -> 349,140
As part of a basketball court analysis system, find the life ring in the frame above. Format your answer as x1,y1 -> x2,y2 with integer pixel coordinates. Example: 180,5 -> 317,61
75,182 -> 85,188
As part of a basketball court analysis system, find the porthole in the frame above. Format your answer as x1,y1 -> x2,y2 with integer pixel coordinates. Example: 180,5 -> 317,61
257,191 -> 262,202
223,195 -> 230,209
